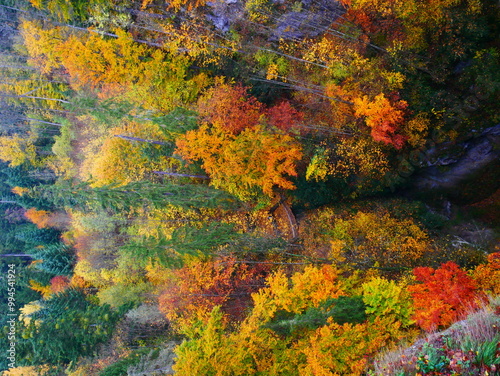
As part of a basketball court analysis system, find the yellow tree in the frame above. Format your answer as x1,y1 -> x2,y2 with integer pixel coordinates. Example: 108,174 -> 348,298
328,211 -> 431,269
58,29 -> 209,111
297,319 -> 392,376
3,366 -> 50,376
174,265 -> 345,375
87,120 -> 177,186
471,252 -> 500,296
332,136 -> 391,195
58,30 -> 147,90
142,0 -> 208,11
0,134 -> 37,167
20,20 -> 67,75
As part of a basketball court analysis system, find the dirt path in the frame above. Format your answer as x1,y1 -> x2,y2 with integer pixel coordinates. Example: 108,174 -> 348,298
269,197 -> 298,240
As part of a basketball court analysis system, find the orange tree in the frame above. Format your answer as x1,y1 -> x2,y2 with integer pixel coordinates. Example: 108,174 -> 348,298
196,83 -> 264,135
175,123 -> 302,202
353,93 -> 408,149
158,257 -> 270,328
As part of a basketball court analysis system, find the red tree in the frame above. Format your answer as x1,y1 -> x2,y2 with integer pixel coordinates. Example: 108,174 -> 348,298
266,100 -> 304,132
49,275 -> 70,294
409,262 -> 481,331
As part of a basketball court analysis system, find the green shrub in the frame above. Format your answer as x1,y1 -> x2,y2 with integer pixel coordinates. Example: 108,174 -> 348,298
415,343 -> 449,374
328,296 -> 367,325
264,296 -> 367,336
99,348 -> 157,376
362,277 -> 414,328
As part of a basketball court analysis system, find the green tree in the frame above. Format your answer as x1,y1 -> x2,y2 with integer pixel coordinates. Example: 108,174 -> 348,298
120,222 -> 239,268
30,243 -> 75,276
14,224 -> 61,247
362,276 -> 414,328
15,288 -> 126,366
26,180 -> 239,212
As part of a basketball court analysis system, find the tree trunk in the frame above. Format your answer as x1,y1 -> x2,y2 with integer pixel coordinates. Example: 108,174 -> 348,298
0,253 -> 33,258
25,117 -> 62,126
114,134 -> 170,145
153,171 -> 209,179
0,93 -> 70,104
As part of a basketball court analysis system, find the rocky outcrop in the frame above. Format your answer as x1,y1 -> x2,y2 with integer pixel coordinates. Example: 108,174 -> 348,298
270,0 -> 345,41
206,0 -> 244,32
410,124 -> 500,204
205,0 -> 345,39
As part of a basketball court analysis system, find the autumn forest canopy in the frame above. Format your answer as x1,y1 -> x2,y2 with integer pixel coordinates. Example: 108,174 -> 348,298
0,0 -> 499,374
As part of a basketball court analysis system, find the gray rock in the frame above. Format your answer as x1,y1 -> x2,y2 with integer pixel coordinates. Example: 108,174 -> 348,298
270,1 -> 345,41
206,0 -> 244,32
411,124 -> 500,204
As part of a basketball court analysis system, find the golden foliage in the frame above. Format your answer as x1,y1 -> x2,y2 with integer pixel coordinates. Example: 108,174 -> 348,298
144,262 -> 172,287
0,135 -> 38,167
329,211 -> 431,268
298,321 -> 387,376
160,23 -> 236,65
300,204 -> 433,270
58,30 -> 146,90
70,274 -> 93,290
472,252 -> 500,296
176,123 -> 302,200
331,137 -> 391,195
250,265 -> 345,321
167,0 -> 208,11
11,186 -> 29,196
20,20 -> 65,74
174,265 -> 407,376
3,366 -> 50,376
334,137 -> 390,179
85,120 -> 177,186
55,29 -> 209,111
28,279 -> 52,299
403,113 -> 431,148
73,259 -> 111,288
